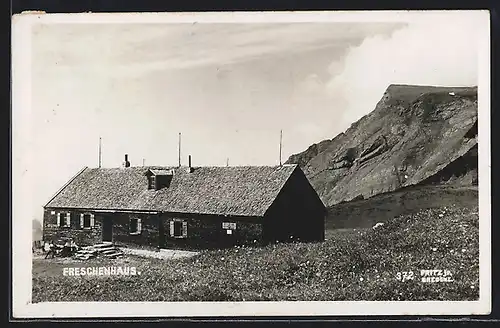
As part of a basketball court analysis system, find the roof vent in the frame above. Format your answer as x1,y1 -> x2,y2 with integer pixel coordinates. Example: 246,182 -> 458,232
187,155 -> 194,173
123,154 -> 130,168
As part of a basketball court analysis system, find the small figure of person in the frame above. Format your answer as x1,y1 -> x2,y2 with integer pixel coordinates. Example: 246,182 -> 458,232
70,239 -> 79,253
61,239 -> 73,257
44,240 -> 56,259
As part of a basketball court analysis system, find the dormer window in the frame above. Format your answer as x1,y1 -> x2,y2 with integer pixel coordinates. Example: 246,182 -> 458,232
145,169 -> 173,190
148,175 -> 156,190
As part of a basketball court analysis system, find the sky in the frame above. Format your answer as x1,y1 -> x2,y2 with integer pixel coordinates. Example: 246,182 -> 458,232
24,13 -> 483,223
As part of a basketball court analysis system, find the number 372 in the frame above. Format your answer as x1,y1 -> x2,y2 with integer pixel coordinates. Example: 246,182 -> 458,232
396,271 -> 414,282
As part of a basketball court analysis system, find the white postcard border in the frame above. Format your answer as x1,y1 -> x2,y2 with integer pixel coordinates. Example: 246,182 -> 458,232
12,10 -> 491,318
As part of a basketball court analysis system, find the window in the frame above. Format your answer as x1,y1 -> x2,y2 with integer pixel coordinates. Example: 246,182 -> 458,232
170,220 -> 187,238
129,218 -> 142,235
174,221 -> 182,236
148,176 -> 156,190
80,213 -> 95,229
145,169 -> 174,190
156,174 -> 173,189
57,212 -> 71,228
84,215 -> 91,227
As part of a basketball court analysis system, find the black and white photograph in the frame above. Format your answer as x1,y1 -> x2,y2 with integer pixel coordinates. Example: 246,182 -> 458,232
12,10 -> 491,317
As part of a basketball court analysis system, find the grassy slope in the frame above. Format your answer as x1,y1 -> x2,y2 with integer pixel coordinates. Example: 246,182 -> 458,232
32,202 -> 478,302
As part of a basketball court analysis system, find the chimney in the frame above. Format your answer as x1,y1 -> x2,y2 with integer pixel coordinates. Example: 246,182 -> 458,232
123,154 -> 130,168
186,155 -> 193,173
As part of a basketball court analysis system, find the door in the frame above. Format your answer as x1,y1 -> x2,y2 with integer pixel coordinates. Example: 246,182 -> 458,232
102,216 -> 113,242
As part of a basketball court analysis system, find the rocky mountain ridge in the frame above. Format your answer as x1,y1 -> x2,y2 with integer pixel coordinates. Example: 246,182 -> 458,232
286,84 -> 478,206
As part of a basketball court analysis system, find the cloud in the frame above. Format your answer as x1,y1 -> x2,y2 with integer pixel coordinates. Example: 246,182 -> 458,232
33,22 -> 402,78
323,15 -> 481,129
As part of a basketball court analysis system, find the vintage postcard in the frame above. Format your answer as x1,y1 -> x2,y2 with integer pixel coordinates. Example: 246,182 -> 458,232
12,10 -> 491,318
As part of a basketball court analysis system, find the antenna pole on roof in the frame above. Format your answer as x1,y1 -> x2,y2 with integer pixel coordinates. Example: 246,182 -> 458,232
142,158 -> 145,167
279,130 -> 283,166
98,137 -> 102,168
178,132 -> 181,167
226,158 -> 229,167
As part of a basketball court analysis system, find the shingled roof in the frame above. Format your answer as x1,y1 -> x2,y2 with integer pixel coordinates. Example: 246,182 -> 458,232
44,165 -> 299,217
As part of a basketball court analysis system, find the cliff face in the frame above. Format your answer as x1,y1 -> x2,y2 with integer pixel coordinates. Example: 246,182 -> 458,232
285,84 -> 478,206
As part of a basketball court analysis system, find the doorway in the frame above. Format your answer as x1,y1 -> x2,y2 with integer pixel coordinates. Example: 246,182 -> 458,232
102,216 -> 113,242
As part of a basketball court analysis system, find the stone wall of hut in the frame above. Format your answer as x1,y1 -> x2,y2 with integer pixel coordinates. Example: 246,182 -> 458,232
42,208 -> 103,246
43,208 -> 265,251
110,213 -> 161,250
160,215 -> 263,250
